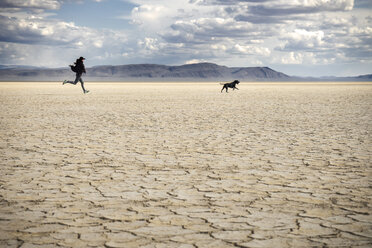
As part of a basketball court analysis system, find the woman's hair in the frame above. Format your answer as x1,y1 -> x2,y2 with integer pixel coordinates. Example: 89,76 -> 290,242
75,58 -> 83,64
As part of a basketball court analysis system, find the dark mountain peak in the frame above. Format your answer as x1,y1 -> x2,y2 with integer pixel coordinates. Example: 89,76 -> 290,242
357,74 -> 372,79
164,63 -> 230,78
231,66 -> 289,79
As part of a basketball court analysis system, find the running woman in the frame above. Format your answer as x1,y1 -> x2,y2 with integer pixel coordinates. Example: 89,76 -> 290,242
63,56 -> 89,94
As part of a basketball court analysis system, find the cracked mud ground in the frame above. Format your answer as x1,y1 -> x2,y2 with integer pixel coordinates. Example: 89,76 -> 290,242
0,83 -> 371,248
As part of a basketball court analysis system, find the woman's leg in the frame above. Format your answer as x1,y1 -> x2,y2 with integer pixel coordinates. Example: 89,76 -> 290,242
79,77 -> 87,93
64,74 -> 81,85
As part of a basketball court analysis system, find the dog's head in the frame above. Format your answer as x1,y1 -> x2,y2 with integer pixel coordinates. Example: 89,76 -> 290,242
233,80 -> 240,84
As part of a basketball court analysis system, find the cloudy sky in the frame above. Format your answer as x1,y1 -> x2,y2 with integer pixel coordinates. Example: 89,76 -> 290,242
0,0 -> 371,76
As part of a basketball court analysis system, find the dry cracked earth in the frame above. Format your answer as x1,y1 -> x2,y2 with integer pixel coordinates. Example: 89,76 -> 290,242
0,82 -> 371,248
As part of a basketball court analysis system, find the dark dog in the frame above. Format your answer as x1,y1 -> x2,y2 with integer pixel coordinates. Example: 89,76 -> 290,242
221,80 -> 240,93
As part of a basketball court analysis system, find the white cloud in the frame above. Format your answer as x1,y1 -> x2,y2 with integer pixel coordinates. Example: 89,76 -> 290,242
137,37 -> 163,51
233,44 -> 271,56
282,29 -> 325,50
280,51 -> 304,64
203,0 -> 354,12
0,0 -> 62,10
130,4 -> 169,26
0,14 -> 98,46
211,44 -> 227,51
185,58 -> 208,64
348,26 -> 372,35
299,0 -> 354,11
0,10 -> 129,67
93,40 -> 103,48
1,10 -> 130,48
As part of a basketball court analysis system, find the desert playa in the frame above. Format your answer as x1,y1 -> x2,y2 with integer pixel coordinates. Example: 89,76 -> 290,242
0,82 -> 371,247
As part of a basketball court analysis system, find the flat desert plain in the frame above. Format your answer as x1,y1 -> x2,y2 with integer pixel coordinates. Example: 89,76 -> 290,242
0,82 -> 371,248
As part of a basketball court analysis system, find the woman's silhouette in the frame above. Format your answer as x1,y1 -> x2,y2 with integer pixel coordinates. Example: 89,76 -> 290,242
63,56 -> 89,93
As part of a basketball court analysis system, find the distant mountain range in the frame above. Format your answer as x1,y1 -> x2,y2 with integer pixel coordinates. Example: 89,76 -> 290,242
0,63 -> 371,82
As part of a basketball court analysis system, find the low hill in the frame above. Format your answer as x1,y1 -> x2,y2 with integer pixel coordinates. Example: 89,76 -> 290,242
0,63 -> 370,82
0,63 -> 290,81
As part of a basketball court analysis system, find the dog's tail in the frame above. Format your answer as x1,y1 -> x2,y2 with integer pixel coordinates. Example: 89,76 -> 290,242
219,82 -> 225,85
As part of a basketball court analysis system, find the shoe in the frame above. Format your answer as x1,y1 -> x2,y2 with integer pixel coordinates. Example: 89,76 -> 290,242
63,80 -> 67,85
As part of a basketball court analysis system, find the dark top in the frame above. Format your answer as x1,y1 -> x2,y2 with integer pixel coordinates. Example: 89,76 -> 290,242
75,59 -> 86,74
